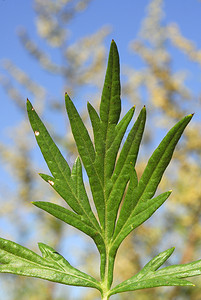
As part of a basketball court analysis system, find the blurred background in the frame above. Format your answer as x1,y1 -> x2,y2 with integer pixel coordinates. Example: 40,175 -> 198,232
0,0 -> 201,299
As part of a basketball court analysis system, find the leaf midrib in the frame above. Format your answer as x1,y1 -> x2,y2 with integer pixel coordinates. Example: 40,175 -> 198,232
112,123 -> 186,245
68,112 -> 106,232
136,119 -> 190,202
1,248 -> 100,288
103,52 -> 116,242
57,177 -> 102,235
31,108 -> 102,235
112,192 -> 167,249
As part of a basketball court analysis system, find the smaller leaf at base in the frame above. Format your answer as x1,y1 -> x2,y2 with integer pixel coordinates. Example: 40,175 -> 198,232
109,247 -> 201,296
0,237 -> 101,291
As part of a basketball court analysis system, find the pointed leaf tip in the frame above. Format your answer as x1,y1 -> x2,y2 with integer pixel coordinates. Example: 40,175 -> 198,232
26,99 -> 33,111
100,38 -> 121,125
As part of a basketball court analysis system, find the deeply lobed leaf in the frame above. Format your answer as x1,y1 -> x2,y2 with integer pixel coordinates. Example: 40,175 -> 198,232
0,40 -> 198,300
112,191 -> 172,252
112,113 -> 193,250
106,106 -> 146,239
0,238 -> 101,290
65,93 -> 105,227
110,247 -> 201,296
27,102 -> 101,233
134,113 -> 193,202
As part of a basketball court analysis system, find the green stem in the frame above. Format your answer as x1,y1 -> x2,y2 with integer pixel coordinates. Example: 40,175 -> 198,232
100,246 -> 116,300
102,294 -> 109,300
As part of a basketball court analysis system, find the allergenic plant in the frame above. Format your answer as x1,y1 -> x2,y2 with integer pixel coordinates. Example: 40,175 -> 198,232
0,40 -> 201,300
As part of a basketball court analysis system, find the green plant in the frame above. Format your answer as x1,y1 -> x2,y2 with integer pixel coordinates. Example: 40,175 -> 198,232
0,40 -> 201,300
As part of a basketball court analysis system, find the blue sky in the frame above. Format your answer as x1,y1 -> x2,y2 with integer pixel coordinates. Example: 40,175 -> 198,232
0,0 -> 201,128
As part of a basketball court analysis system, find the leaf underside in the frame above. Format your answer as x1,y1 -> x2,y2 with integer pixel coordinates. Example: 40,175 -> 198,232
0,40 -> 199,296
0,238 -> 100,290
110,247 -> 201,295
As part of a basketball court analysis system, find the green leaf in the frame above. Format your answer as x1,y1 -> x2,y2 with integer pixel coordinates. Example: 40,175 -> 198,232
99,40 -> 121,181
111,113 -> 193,247
27,99 -> 71,180
100,40 -> 121,127
39,173 -> 84,215
0,238 -> 101,291
112,191 -> 172,251
87,102 -> 102,156
28,99 -> 101,236
70,157 -> 100,228
27,100 -> 98,224
32,201 -> 105,254
134,113 -> 193,203
39,172 -> 102,242
104,106 -> 135,188
65,41 -> 126,230
65,93 -> 105,227
109,165 -> 137,238
155,259 -> 201,279
110,247 -> 201,295
3,41 -> 196,299
106,106 -> 146,239
111,106 -> 146,183
65,94 -> 96,171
